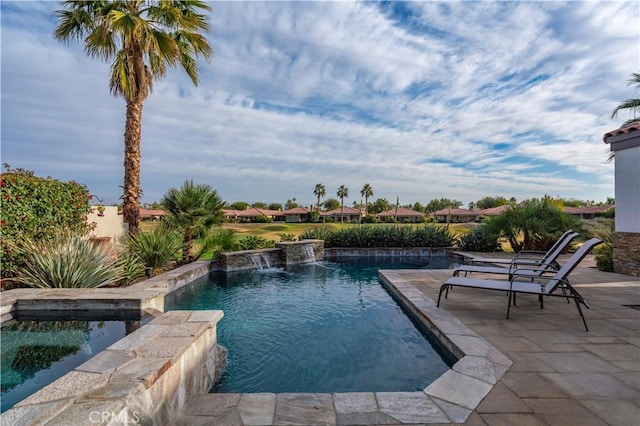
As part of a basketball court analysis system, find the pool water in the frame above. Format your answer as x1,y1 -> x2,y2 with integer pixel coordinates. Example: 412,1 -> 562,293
165,257 -> 456,393
1,316 -> 149,412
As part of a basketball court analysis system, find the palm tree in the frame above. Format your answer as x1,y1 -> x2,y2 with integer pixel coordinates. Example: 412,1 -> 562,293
313,183 -> 326,212
611,72 -> 640,126
161,179 -> 225,263
360,183 -> 373,216
337,185 -> 348,223
54,1 -> 213,233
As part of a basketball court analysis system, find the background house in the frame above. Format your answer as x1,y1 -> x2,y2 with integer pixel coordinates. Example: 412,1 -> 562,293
604,122 -> 640,276
377,207 -> 425,223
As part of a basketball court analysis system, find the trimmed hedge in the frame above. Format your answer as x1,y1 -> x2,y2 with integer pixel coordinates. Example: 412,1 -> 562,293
299,225 -> 458,248
1,166 -> 91,281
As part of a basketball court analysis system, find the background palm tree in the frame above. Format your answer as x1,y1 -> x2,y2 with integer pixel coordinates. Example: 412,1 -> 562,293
161,180 -> 225,263
337,185 -> 349,223
54,0 -> 213,233
313,183 -> 326,212
611,72 -> 640,126
360,183 -> 373,216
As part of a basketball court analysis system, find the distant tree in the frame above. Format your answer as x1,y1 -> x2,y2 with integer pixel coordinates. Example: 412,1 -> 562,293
606,197 -> 615,205
424,198 -> 462,213
161,180 -> 225,263
54,0 -> 213,233
369,198 -> 392,214
468,201 -> 476,210
268,203 -> 282,211
509,197 -> 517,205
611,72 -> 640,126
337,185 -> 349,222
252,202 -> 267,209
413,202 -> 425,213
313,183 -> 326,212
228,201 -> 249,211
150,201 -> 163,210
360,183 -> 374,216
285,198 -> 299,210
475,196 -> 508,210
323,198 -> 340,211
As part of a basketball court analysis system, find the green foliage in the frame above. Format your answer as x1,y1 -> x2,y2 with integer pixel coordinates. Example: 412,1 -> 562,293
12,233 -> 124,289
595,243 -> 614,272
368,198 -> 392,214
483,199 -> 581,251
475,196 -> 509,210
252,202 -> 268,209
285,199 -> 299,209
300,225 -> 457,248
268,203 -> 283,210
195,227 -> 238,259
238,235 -> 276,250
116,252 -> 146,286
323,198 -> 340,211
458,226 -> 502,252
254,215 -> 273,223
1,165 -> 92,279
126,225 -> 183,269
228,201 -> 249,210
161,179 -> 225,263
424,198 -> 462,213
308,211 -> 320,223
279,233 -> 297,242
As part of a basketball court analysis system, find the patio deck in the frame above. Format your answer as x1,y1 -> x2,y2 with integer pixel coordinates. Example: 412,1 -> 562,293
391,253 -> 640,425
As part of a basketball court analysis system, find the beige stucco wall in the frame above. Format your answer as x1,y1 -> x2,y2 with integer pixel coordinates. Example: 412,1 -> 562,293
87,206 -> 128,245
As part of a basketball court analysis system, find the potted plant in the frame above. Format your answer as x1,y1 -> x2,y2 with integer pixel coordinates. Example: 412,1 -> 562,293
96,205 -> 105,217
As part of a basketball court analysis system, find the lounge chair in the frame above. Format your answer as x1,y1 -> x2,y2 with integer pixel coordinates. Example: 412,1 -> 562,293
465,229 -> 577,270
437,238 -> 603,331
454,232 -> 580,277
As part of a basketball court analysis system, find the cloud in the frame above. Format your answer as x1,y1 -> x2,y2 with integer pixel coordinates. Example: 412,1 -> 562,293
1,0 -> 636,206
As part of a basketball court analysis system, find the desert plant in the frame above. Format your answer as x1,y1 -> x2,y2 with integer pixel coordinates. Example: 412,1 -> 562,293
116,252 -> 146,286
237,235 -> 275,250
458,226 -> 502,252
279,233 -> 297,242
194,228 -> 238,259
595,243 -> 614,272
12,233 -> 124,289
126,225 -> 183,269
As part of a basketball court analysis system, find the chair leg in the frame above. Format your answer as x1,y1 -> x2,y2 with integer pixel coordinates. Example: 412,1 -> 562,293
437,285 -> 446,307
573,297 -> 589,332
539,294 -> 544,309
507,291 -> 512,319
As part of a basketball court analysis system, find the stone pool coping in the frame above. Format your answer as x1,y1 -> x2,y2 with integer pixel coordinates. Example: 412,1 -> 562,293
1,254 -> 512,424
174,268 -> 512,425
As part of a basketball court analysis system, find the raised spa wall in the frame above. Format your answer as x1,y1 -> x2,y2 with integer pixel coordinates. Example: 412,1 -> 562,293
218,239 -> 324,272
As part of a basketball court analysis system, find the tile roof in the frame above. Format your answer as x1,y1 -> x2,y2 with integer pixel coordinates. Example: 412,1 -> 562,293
321,207 -> 362,216
603,121 -> 640,141
283,207 -> 311,215
433,208 -> 479,216
563,205 -> 614,214
479,205 -> 511,216
377,207 -> 425,217
140,208 -> 167,216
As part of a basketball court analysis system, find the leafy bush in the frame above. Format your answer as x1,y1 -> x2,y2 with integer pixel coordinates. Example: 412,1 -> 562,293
279,233 -> 297,242
254,215 -> 272,223
458,226 -> 502,252
595,243 -> 614,272
237,235 -> 275,250
301,225 -> 457,248
1,165 -> 92,280
196,228 -> 238,259
12,233 -> 124,288
126,225 -> 183,269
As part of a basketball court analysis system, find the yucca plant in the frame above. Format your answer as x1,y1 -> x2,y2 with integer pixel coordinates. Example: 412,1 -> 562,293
194,227 -> 238,259
13,233 -> 124,289
116,252 -> 146,286
126,224 -> 184,270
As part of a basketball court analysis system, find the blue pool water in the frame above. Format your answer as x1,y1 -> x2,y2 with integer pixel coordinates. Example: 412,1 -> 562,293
165,257 -> 457,393
1,314 -> 150,413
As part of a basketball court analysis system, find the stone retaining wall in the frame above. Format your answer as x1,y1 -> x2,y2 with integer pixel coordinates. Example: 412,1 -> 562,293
1,310 -> 224,426
613,231 -> 640,277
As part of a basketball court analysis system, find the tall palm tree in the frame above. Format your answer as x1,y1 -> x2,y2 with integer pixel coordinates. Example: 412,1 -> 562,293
54,1 -> 213,233
611,72 -> 640,126
313,183 -> 326,212
161,179 -> 225,263
360,183 -> 373,216
337,185 -> 348,223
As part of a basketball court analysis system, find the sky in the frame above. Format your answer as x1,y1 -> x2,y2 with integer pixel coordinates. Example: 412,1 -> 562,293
1,1 -> 638,208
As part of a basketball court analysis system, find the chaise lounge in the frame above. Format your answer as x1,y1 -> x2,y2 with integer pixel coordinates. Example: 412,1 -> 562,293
454,231 -> 580,278
438,238 -> 603,331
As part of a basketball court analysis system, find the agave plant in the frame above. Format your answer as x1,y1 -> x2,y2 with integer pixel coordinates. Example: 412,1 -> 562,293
13,232 -> 124,289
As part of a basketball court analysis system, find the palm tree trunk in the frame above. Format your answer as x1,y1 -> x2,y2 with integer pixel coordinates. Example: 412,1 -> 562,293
123,99 -> 143,234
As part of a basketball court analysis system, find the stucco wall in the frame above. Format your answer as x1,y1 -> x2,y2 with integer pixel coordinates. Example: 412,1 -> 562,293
615,145 -> 640,233
87,206 -> 127,245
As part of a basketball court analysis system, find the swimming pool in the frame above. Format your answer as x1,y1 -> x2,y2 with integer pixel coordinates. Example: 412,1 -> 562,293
165,257 -> 457,393
1,313 -> 151,412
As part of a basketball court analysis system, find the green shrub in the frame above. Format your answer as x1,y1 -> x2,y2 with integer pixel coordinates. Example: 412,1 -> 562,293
12,233 -> 124,289
1,166 -> 92,280
308,211 -> 320,223
279,233 -> 297,242
116,252 -> 146,286
300,225 -> 457,248
196,227 -> 238,259
458,226 -> 502,252
595,243 -> 614,272
238,235 -> 275,250
254,215 -> 272,223
126,225 -> 183,269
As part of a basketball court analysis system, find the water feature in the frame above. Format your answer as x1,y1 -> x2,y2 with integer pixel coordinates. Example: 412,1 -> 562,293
165,256 -> 457,394
300,244 -> 316,262
1,312 -> 151,412
250,253 -> 272,270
